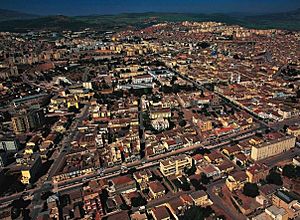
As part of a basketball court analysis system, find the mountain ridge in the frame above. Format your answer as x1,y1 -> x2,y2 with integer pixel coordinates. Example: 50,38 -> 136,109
0,9 -> 299,32
0,9 -> 39,21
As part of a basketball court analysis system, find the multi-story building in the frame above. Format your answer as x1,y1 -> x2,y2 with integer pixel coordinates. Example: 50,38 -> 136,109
0,152 -> 7,167
250,135 -> 296,161
253,205 -> 288,220
11,114 -> 29,134
160,155 -> 193,177
150,108 -> 172,120
150,206 -> 172,220
12,93 -> 49,108
192,116 -> 212,132
272,190 -> 300,219
108,175 -> 136,194
0,138 -> 19,153
148,181 -> 166,200
11,108 -> 45,134
265,205 -> 288,220
132,74 -> 153,84
133,170 -> 152,189
20,154 -> 42,184
225,171 -> 248,192
287,125 -> 300,138
246,163 -> 269,183
189,190 -> 213,207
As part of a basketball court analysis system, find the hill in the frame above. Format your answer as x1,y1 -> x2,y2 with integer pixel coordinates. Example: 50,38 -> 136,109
0,9 -> 299,32
0,9 -> 38,22
0,12 -> 239,32
0,15 -> 90,32
242,8 -> 300,30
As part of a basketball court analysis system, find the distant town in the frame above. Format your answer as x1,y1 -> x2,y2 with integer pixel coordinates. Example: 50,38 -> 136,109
0,21 -> 299,220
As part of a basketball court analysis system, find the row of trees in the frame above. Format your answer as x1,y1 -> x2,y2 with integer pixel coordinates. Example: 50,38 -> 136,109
282,164 -> 300,179
243,164 -> 300,198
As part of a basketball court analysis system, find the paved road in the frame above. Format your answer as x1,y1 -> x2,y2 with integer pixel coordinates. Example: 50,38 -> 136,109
207,179 -> 246,220
44,122 -> 258,202
2,68 -> 297,218
262,147 -> 300,167
171,67 -> 270,129
138,98 -> 145,157
30,104 -> 90,219
51,125 -> 257,192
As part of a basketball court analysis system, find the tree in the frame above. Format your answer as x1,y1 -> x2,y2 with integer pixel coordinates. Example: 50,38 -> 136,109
120,203 -> 130,210
193,148 -> 211,156
266,171 -> 283,186
11,207 -> 21,219
184,163 -> 196,176
200,173 -> 211,185
170,76 -> 177,85
236,160 -> 243,167
11,198 -> 28,209
180,181 -> 191,191
182,206 -> 214,220
190,179 -> 207,191
59,194 -> 71,207
179,119 -> 187,127
160,85 -> 172,93
198,42 -> 210,49
127,167 -> 137,175
41,191 -> 54,200
142,188 -> 150,194
68,106 -> 80,113
22,209 -> 31,220
297,89 -> 300,98
243,183 -> 259,198
173,84 -> 180,93
131,196 -> 147,207
282,164 -> 300,179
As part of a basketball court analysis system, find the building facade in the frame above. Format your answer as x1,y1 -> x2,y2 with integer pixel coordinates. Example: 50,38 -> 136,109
12,108 -> 45,134
160,155 -> 193,177
251,136 -> 296,161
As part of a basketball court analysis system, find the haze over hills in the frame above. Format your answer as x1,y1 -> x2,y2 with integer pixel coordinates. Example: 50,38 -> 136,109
0,8 -> 299,32
0,9 -> 39,22
240,8 -> 300,30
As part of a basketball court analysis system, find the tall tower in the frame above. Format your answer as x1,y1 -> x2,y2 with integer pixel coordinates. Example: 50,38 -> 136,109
230,73 -> 234,83
237,74 -> 241,84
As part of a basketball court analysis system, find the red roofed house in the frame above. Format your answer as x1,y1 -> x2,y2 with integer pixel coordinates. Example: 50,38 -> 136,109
233,153 -> 248,167
204,151 -> 224,165
149,181 -> 166,200
109,175 -> 136,194
222,145 -> 241,157
226,171 -> 249,192
189,190 -> 213,207
246,163 -> 269,183
151,206 -> 172,220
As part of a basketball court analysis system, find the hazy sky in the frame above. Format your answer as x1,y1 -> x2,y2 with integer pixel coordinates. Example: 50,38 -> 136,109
1,0 -> 300,16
